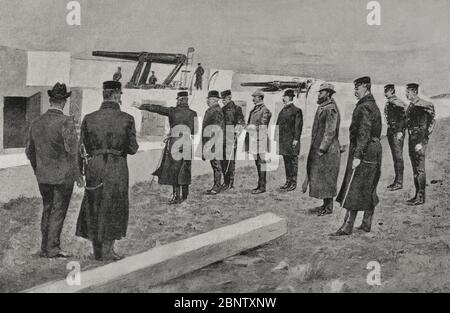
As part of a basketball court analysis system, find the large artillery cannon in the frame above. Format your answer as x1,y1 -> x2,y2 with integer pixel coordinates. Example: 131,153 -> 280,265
241,79 -> 314,95
92,51 -> 189,89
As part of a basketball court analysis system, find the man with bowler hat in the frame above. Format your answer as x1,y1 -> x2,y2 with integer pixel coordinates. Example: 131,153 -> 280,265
275,89 -> 303,192
26,82 -> 83,258
202,90 -> 225,195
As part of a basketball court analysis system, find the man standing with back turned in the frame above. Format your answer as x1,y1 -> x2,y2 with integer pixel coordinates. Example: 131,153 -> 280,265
26,83 -> 83,258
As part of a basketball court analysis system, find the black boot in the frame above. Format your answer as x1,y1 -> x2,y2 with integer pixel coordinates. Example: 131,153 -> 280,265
280,181 -> 290,190
286,180 -> 297,192
181,185 -> 189,201
252,171 -> 266,194
356,211 -> 373,232
168,185 -> 181,204
318,198 -> 333,216
407,177 -> 419,203
93,240 -> 102,260
329,210 -> 357,236
101,240 -> 123,261
408,191 -> 425,206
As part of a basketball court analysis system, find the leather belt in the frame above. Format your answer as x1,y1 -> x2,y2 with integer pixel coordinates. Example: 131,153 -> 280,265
91,149 -> 124,156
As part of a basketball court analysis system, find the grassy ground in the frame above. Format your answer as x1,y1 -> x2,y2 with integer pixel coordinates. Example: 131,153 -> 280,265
1,118 -> 449,293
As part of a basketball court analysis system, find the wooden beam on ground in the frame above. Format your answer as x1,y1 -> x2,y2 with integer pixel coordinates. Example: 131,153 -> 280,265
24,213 -> 287,293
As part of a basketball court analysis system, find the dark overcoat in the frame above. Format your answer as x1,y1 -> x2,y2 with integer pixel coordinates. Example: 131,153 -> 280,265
306,98 -> 341,199
275,102 -> 303,155
76,101 -> 139,242
244,103 -> 272,155
202,104 -> 225,160
139,103 -> 197,185
336,94 -> 382,211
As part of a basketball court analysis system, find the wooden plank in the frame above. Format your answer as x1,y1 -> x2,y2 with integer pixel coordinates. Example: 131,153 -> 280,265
24,213 -> 287,293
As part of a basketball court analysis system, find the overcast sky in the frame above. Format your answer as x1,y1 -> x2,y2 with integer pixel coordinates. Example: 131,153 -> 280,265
0,0 -> 449,94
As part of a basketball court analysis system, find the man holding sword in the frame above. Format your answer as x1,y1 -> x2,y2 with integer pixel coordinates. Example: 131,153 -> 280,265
331,76 -> 382,236
221,90 -> 246,190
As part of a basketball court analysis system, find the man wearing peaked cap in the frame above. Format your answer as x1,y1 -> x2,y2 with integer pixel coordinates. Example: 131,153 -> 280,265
202,90 -> 225,195
245,89 -> 272,194
26,82 -> 83,259
384,84 -> 408,191
405,83 -> 435,206
76,80 -> 139,261
332,76 -> 382,236
303,83 -> 341,216
221,89 -> 246,190
133,90 -> 197,204
275,89 -> 303,192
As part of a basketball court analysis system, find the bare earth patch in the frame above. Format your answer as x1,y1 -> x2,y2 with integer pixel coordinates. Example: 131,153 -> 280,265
1,118 -> 449,293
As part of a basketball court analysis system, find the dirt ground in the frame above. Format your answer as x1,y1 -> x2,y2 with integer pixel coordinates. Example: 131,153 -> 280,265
1,118 -> 449,293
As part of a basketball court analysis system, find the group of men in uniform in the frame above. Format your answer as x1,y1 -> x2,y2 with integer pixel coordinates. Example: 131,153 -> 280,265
25,74 -> 436,261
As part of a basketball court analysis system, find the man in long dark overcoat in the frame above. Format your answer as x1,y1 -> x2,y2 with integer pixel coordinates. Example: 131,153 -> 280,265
26,83 -> 83,258
194,63 -> 205,90
202,90 -> 225,195
331,76 -> 382,236
303,83 -> 341,216
275,89 -> 303,191
76,81 -> 139,261
134,91 -> 198,204
245,89 -> 272,194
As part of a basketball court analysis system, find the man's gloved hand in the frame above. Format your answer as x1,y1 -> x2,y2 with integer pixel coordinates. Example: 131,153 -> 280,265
415,143 -> 423,152
352,158 -> 361,169
396,132 -> 403,140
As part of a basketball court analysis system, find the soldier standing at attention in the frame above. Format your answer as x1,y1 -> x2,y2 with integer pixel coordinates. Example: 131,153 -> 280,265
202,90 -> 225,195
76,81 -> 139,261
245,89 -> 272,195
384,84 -> 408,191
221,89 -> 245,190
275,89 -> 303,192
133,91 -> 198,204
303,83 -> 341,216
331,76 -> 382,236
405,83 -> 435,206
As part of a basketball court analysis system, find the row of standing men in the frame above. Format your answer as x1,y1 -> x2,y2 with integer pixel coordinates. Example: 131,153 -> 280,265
25,77 -> 435,261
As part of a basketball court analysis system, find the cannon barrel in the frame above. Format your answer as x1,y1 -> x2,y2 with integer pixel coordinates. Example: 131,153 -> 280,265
93,51 -> 187,65
241,81 -> 306,88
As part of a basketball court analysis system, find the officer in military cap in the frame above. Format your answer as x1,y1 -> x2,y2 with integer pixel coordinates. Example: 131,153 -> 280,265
384,84 -> 408,191
133,91 -> 198,204
245,89 -> 272,194
332,76 -> 382,236
221,89 -> 246,190
405,83 -> 435,206
275,89 -> 303,192
76,81 -> 139,261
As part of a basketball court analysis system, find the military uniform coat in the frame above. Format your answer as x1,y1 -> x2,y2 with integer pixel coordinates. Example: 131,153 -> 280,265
244,103 -> 272,155
202,104 -> 225,160
275,102 -> 303,155
336,94 -> 382,211
76,101 -> 139,242
139,103 -> 197,185
306,98 -> 341,199
222,101 -> 245,152
385,95 -> 407,134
